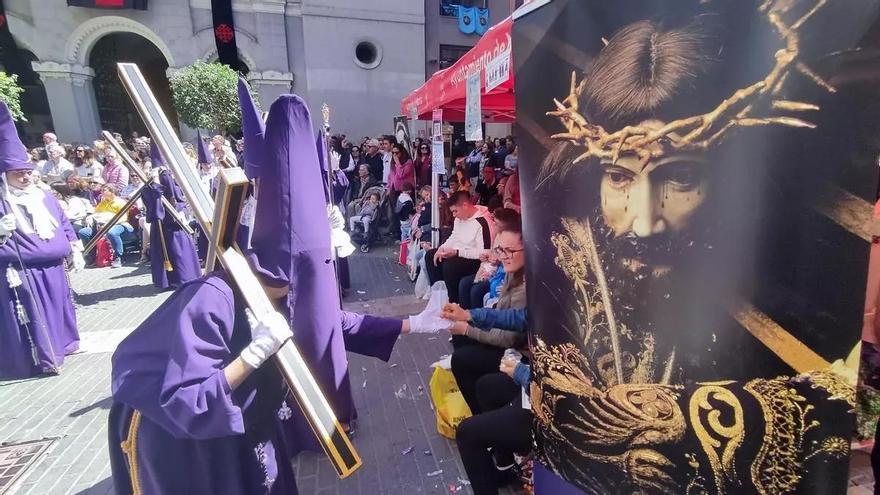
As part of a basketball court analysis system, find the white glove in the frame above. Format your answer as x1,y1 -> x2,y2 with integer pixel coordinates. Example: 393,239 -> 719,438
71,251 -> 86,272
408,311 -> 452,334
327,205 -> 355,258
240,310 -> 292,369
0,214 -> 16,236
330,150 -> 341,172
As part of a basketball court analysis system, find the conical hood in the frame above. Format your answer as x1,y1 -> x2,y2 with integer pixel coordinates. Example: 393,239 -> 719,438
238,77 -> 265,179
0,102 -> 32,173
150,142 -> 165,168
246,95 -> 332,290
196,130 -> 213,165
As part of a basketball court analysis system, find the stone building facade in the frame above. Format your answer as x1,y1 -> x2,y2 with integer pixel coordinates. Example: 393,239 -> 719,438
4,0 -> 428,143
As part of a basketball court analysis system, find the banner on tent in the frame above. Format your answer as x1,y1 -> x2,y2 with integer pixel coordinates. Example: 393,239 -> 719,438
513,0 -> 880,493
465,71 -> 483,142
485,49 -> 510,93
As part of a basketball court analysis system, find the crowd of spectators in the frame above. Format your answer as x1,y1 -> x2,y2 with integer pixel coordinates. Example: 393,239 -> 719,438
24,130 -> 239,268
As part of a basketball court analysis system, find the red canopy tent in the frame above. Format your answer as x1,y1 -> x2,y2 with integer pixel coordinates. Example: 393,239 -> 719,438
401,16 -> 515,123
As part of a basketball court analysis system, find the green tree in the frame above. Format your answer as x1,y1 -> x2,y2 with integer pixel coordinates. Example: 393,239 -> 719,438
0,72 -> 25,121
169,61 -> 256,134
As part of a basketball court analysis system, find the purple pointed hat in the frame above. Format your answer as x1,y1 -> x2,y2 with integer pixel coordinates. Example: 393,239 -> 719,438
150,142 -> 165,168
246,95 -> 333,293
196,130 -> 213,165
0,102 -> 32,173
238,77 -> 264,179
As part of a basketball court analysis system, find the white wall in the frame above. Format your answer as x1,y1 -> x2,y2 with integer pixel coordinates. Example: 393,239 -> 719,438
299,0 -> 425,138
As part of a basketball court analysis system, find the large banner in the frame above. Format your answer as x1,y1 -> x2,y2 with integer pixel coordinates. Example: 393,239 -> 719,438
513,1 -> 880,493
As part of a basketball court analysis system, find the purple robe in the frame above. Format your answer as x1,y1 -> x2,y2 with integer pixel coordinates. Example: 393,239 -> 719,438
142,170 -> 201,290
108,272 -> 298,495
281,310 -> 402,455
0,191 -> 79,379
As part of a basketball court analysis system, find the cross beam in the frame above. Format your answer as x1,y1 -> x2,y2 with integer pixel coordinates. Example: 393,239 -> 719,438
101,131 -> 194,236
116,62 -> 362,478
83,187 -> 144,254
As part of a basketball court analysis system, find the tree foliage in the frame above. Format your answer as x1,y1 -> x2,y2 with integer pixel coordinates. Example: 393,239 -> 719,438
0,72 -> 26,122
169,61 -> 256,133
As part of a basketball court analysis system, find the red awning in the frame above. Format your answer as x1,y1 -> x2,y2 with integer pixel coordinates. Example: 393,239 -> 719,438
401,16 -> 515,123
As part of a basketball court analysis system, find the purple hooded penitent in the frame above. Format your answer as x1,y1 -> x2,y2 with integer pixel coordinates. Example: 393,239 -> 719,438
0,102 -> 32,173
238,78 -> 264,180
244,95 -> 357,450
196,130 -> 213,165
141,167 -> 201,291
0,102 -> 79,379
150,142 -> 165,168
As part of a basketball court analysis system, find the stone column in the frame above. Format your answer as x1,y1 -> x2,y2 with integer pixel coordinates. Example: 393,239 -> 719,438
247,70 -> 295,109
31,62 -> 101,143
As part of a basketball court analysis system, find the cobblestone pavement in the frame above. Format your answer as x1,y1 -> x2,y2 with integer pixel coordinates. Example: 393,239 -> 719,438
0,248 -> 521,495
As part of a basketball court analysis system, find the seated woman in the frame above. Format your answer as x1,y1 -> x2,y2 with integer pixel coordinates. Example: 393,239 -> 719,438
448,218 -> 526,416
443,303 -> 531,495
77,184 -> 133,268
52,183 -> 94,232
457,208 -> 520,311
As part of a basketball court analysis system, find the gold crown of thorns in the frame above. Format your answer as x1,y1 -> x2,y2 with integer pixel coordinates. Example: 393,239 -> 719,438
548,0 -> 835,166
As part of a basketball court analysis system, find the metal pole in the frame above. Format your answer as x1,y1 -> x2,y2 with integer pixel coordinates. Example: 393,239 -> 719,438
431,172 -> 439,247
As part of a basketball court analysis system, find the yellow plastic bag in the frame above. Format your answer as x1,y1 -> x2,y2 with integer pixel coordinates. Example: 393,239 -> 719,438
429,366 -> 472,439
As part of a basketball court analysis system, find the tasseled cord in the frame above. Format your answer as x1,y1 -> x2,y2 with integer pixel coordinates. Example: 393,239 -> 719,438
6,264 -> 30,325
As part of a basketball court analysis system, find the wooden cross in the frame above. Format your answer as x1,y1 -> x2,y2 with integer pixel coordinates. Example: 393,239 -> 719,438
100,130 -> 194,236
116,62 -> 362,478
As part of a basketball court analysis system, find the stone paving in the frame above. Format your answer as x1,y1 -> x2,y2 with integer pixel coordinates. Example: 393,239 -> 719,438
0,248 -> 520,495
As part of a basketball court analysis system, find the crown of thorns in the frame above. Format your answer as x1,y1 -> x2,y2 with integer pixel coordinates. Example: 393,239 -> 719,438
548,0 -> 835,166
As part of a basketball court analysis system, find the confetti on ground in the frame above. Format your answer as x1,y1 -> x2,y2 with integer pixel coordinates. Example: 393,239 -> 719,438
424,450 -> 433,456
457,478 -> 471,486
395,384 -> 409,399
357,290 -> 367,294
362,380 -> 367,388
448,483 -> 460,493
427,337 -> 438,341
389,363 -> 399,368
427,470 -> 444,477
400,446 -> 414,455
361,366 -> 367,372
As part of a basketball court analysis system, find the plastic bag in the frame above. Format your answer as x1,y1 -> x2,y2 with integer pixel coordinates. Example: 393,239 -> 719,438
429,366 -> 472,439
424,282 -> 449,314
414,257 -> 431,299
398,239 -> 409,265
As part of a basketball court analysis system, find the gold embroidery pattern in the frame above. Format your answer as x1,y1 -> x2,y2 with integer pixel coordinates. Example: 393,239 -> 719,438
120,410 -> 143,495
804,436 -> 850,462
689,384 -> 745,495
797,370 -> 856,408
531,338 -> 597,399
743,377 -> 816,494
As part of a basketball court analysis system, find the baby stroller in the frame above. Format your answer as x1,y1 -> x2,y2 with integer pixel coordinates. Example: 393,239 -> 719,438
349,185 -> 387,253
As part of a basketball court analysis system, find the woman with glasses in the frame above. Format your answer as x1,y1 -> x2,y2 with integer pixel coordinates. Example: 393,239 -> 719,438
446,216 -> 527,464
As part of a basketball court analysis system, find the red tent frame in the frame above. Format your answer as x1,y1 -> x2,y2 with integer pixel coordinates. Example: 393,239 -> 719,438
401,16 -> 515,123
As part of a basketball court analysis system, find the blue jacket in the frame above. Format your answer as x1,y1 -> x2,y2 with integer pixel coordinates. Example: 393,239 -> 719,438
469,307 -> 528,333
